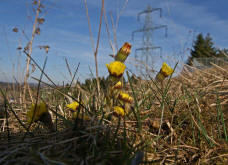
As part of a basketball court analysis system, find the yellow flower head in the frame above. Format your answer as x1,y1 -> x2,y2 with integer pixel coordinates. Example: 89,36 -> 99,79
113,106 -> 125,116
161,62 -> 174,77
66,101 -> 79,111
27,102 -> 48,123
106,61 -> 126,78
113,81 -> 123,89
118,92 -> 133,103
115,42 -> 131,62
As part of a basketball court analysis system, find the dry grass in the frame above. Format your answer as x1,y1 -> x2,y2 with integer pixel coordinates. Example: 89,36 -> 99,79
1,62 -> 228,164
1,1 -> 228,164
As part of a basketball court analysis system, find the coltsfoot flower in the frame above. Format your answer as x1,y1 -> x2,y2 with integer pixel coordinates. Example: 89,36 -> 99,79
161,62 -> 174,76
66,101 -> 79,111
27,102 -> 48,123
155,62 -> 174,82
113,106 -> 125,116
66,101 -> 90,120
113,81 -> 123,89
118,92 -> 133,104
115,42 -> 131,63
27,102 -> 54,131
106,61 -> 126,78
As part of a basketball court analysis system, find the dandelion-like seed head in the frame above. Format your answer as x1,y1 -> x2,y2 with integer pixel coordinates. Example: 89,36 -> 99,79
113,106 -> 125,116
66,101 -> 79,111
106,61 -> 126,78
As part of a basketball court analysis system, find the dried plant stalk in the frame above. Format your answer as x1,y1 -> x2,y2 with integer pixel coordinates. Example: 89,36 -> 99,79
23,0 -> 41,104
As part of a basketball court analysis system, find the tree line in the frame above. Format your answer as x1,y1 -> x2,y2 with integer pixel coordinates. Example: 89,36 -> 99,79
186,33 -> 228,66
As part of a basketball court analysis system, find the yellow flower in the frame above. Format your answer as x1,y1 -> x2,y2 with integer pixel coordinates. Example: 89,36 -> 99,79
115,42 -> 132,63
66,101 -> 79,111
27,102 -> 48,123
118,92 -> 133,103
161,62 -> 174,76
106,61 -> 126,78
113,106 -> 125,116
113,81 -> 123,89
155,62 -> 174,82
66,101 -> 90,121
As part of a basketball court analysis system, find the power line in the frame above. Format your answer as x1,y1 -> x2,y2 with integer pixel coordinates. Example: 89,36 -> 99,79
132,5 -> 167,74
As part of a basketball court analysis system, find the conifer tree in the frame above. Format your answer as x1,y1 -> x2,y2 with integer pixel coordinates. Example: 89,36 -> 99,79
186,33 -> 217,65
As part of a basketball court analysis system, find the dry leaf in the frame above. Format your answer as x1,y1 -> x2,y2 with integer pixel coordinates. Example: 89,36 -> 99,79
12,27 -> 18,33
17,47 -> 22,50
35,27 -> 41,35
44,45 -> 50,53
37,18 -> 45,24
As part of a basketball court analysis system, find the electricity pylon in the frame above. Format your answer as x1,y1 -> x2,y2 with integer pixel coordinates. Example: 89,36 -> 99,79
132,5 -> 167,75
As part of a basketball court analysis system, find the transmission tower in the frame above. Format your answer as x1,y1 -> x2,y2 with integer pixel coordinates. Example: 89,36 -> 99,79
132,5 -> 167,74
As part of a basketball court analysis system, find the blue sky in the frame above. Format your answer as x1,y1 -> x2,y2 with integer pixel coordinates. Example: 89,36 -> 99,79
0,0 -> 228,83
